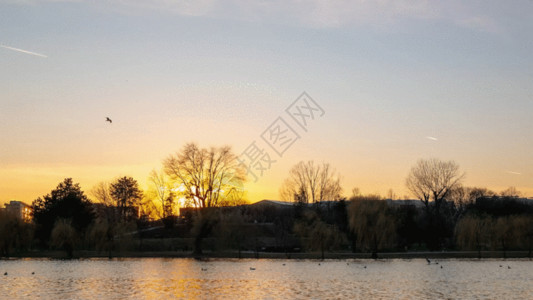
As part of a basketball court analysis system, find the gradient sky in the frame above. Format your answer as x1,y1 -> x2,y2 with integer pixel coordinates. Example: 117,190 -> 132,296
1,0 -> 532,206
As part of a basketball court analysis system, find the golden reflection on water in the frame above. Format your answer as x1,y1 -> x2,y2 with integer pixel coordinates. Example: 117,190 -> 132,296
1,258 -> 533,299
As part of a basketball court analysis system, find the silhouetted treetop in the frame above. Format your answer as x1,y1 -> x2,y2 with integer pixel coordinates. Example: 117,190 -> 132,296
32,178 -> 94,245
163,143 -> 245,208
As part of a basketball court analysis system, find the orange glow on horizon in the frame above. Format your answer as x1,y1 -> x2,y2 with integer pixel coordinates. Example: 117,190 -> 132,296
2,161 -> 532,208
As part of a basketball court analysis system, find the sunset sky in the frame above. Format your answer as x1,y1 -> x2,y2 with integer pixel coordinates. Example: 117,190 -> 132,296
1,1 -> 532,206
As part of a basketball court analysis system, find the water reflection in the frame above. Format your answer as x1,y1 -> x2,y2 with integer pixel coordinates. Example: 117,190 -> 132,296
1,258 -> 532,299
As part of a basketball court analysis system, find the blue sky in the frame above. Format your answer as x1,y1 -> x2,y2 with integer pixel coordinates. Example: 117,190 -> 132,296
1,0 -> 532,203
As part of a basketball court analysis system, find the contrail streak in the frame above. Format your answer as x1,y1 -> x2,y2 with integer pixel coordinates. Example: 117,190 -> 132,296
0,44 -> 47,58
506,171 -> 522,175
426,136 -> 438,141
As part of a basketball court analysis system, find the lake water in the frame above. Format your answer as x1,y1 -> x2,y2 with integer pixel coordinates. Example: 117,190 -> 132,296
1,258 -> 532,299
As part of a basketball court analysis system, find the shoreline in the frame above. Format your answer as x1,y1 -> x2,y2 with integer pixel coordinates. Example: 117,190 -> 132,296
3,250 -> 532,260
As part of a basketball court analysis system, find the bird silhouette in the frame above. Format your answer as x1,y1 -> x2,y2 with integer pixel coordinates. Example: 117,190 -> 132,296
201,268 -> 207,271
508,266 -> 511,269
3,272 -> 6,276
249,267 -> 256,271
426,258 -> 431,264
106,117 -> 112,123
31,272 -> 35,275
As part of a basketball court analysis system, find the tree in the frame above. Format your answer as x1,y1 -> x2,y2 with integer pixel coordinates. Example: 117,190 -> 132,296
386,188 -> 397,200
215,210 -> 247,258
110,176 -> 143,221
190,208 -> 220,255
449,186 -> 495,208
500,187 -> 522,198
163,143 -> 245,208
87,217 -> 136,257
406,158 -> 464,212
293,210 -> 344,260
279,161 -> 342,204
0,209 -> 33,257
146,169 -> 176,228
348,195 -> 396,258
455,215 -> 493,258
163,143 -> 245,254
515,215 -> 533,257
32,178 -> 94,247
218,181 -> 248,207
50,219 -> 76,258
90,181 -> 113,206
90,181 -> 139,257
494,216 -> 515,258
351,187 -> 361,198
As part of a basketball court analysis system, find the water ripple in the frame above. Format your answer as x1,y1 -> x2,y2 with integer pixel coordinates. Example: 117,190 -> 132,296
0,258 -> 532,299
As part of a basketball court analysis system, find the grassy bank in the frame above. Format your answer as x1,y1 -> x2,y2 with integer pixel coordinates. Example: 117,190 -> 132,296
4,250 -> 532,260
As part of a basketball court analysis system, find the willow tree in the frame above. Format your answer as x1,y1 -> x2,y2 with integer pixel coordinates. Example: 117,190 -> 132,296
348,195 -> 396,258
455,215 -> 493,258
293,210 -> 343,260
279,161 -> 342,204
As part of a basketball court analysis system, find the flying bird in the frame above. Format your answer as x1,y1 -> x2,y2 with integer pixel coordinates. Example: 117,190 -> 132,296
106,117 -> 112,124
426,136 -> 438,141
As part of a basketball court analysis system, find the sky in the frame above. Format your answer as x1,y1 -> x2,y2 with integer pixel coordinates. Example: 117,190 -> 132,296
1,0 -> 532,206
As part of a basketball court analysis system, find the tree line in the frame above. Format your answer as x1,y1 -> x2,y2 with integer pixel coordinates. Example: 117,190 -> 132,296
0,143 -> 532,258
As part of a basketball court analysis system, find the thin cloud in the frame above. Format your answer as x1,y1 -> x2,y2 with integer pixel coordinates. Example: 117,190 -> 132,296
4,0 -> 511,33
426,136 -> 438,141
0,45 -> 48,58
505,171 -> 522,175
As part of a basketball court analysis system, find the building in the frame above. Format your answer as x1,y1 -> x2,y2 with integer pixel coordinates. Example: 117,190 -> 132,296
385,199 -> 425,209
4,200 -> 32,222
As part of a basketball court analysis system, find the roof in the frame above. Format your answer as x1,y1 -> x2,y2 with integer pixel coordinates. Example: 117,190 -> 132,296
5,200 -> 31,207
249,199 -> 294,207
386,199 -> 425,208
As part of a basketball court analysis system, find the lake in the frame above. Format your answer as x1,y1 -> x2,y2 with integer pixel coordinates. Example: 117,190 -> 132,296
1,258 -> 532,299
